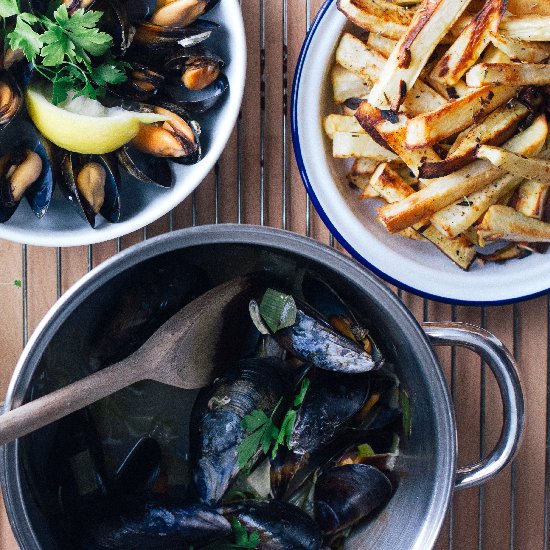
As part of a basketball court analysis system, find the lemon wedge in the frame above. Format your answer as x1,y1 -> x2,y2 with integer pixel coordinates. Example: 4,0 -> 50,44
25,86 -> 166,154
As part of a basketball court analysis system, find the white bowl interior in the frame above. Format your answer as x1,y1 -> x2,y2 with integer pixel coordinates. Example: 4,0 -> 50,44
293,2 -> 550,304
0,0 -> 246,247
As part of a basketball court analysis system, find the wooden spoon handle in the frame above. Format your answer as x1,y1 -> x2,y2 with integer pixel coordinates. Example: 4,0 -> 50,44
0,361 -> 141,446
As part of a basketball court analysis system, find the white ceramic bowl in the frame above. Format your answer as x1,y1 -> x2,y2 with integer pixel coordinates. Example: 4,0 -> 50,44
292,0 -> 550,305
0,0 -> 246,248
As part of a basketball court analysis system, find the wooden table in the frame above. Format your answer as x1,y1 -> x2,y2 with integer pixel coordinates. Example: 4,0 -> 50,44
0,1 -> 548,548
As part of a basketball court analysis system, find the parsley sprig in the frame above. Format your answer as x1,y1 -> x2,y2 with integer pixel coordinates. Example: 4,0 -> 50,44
238,377 -> 310,469
1,0 -> 129,104
0,279 -> 21,287
191,518 -> 261,550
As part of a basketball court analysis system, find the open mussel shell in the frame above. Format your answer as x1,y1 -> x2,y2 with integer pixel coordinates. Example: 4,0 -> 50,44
0,72 -> 23,131
84,502 -> 232,549
133,100 -> 202,165
117,63 -> 166,101
0,137 -> 53,223
221,500 -> 323,550
313,464 -> 393,535
164,72 -> 229,114
59,152 -> 121,228
133,19 -> 220,55
117,146 -> 174,187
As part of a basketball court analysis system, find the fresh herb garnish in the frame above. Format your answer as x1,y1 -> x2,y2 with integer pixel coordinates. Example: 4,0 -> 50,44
0,279 -> 22,287
258,288 -> 297,333
357,443 -> 375,458
197,518 -> 261,550
1,1 -> 129,104
238,377 -> 310,469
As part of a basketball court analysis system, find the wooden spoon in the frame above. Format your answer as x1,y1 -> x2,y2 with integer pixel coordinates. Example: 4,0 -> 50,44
0,275 -> 255,446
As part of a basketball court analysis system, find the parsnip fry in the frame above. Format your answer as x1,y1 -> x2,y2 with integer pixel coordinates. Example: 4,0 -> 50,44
507,0 -> 550,16
418,225 -> 477,270
478,244 -> 532,264
477,205 -> 550,242
406,85 -> 519,148
431,0 -> 507,87
367,0 -> 473,111
419,99 -> 530,178
336,0 -> 409,40
355,102 -> 441,175
477,144 -> 550,185
513,180 -> 549,218
332,65 -> 371,104
324,115 -> 366,139
336,34 -> 446,115
366,33 -> 396,58
336,33 -> 387,85
352,0 -> 415,25
466,62 -> 550,87
369,163 -> 415,203
348,158 -> 381,193
490,33 -> 550,63
499,16 -> 550,42
333,132 -> 398,160
378,114 -> 548,232
430,173 -> 524,237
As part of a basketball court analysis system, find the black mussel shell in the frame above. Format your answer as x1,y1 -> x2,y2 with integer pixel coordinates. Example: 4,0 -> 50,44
112,438 -> 162,498
221,500 -> 323,550
0,136 -> 53,223
127,0 -> 220,25
290,370 -> 371,455
313,464 -> 392,535
132,19 -> 219,55
117,63 -> 165,101
59,151 -> 121,228
272,304 -> 380,373
117,145 -> 173,187
164,46 -> 224,77
84,502 -> 231,549
191,357 -> 287,505
163,72 -> 229,115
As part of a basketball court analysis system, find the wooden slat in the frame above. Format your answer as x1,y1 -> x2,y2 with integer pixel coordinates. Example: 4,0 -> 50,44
0,2 -> 548,549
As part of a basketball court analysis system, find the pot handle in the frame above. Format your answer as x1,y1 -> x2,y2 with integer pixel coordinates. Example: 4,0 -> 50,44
422,322 -> 525,491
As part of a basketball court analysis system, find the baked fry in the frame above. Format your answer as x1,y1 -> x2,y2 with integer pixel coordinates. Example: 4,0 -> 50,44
430,0 -> 507,87
477,144 -> 550,185
332,65 -> 371,104
378,115 -> 548,232
499,16 -> 550,42
466,62 -> 550,87
490,33 -> 550,63
477,205 -> 550,242
406,85 -> 519,148
367,0 -> 473,111
333,132 -> 398,160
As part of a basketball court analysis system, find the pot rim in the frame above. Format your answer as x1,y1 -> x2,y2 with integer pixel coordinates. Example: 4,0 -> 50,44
0,224 -> 456,550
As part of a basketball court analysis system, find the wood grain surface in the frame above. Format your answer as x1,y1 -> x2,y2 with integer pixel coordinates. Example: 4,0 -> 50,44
0,1 -> 548,548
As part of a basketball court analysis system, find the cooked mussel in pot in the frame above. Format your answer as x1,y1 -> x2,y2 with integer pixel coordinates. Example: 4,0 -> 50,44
36,271 -> 403,549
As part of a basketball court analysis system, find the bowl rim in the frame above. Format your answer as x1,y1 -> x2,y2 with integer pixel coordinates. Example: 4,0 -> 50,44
290,0 -> 550,306
0,0 -> 247,248
0,224 -> 455,550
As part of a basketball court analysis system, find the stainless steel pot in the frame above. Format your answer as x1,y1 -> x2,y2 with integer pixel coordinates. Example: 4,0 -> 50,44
0,225 -> 525,550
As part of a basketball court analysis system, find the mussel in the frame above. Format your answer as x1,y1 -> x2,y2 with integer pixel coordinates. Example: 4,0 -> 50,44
254,290 -> 381,374
128,102 -> 201,165
271,369 -> 371,497
0,72 -> 22,130
59,151 -> 121,227
190,357 -> 288,505
221,500 -> 323,550
0,135 -> 53,223
84,502 -> 232,549
313,464 -> 392,535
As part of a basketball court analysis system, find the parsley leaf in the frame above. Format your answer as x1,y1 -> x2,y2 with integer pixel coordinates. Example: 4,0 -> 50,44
0,0 -> 19,18
198,518 -> 261,550
92,60 -> 129,86
238,378 -> 310,468
8,12 -> 43,61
